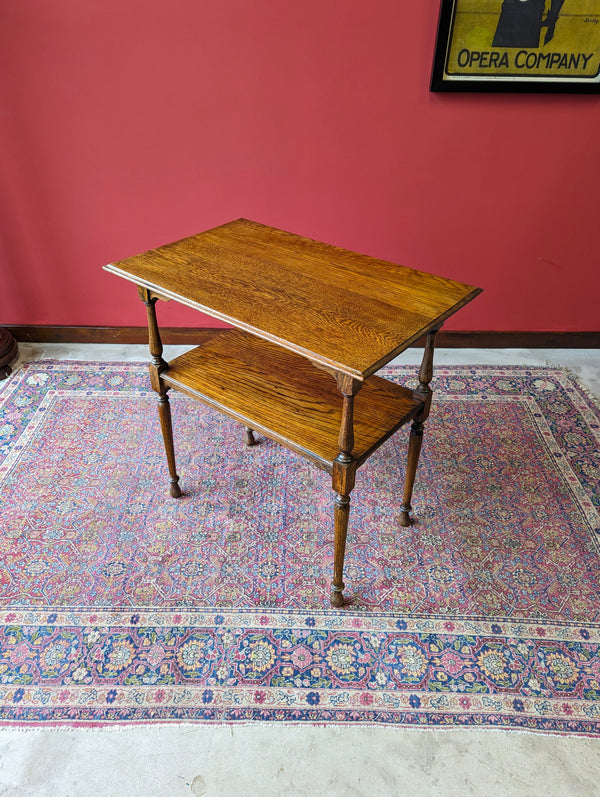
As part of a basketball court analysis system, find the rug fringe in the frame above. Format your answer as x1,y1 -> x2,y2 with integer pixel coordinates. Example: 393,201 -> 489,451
0,720 -> 597,739
558,366 -> 600,409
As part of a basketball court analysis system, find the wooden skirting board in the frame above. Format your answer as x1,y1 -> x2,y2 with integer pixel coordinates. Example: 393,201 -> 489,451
7,326 -> 600,348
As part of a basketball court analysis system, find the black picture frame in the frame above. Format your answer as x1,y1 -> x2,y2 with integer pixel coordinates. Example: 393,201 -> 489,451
431,0 -> 600,93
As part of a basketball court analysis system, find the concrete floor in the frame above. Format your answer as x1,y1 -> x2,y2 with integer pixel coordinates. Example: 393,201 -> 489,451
1,344 -> 599,797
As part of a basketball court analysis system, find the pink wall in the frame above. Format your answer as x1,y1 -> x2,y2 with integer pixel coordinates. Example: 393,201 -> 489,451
1,0 -> 598,331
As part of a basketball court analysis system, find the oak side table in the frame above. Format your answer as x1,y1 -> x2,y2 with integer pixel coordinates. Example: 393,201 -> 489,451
104,219 -> 481,607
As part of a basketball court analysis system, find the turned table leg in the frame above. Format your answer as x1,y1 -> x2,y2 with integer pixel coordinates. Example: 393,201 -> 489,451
157,392 -> 182,497
330,375 -> 361,607
398,419 -> 424,527
399,327 -> 439,527
139,287 -> 182,499
331,490 -> 351,607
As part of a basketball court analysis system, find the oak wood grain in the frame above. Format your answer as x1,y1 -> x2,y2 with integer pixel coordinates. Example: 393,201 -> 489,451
105,219 -> 482,379
161,330 -> 422,471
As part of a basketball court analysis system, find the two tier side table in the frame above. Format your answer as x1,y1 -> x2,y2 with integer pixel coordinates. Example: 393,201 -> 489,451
104,219 -> 482,607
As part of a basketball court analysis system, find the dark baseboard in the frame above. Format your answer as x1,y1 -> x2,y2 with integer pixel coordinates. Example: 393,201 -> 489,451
427,331 -> 600,348
9,326 -> 219,345
7,325 -> 600,348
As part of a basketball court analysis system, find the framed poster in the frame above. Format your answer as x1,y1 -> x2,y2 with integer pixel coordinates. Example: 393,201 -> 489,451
431,0 -> 600,92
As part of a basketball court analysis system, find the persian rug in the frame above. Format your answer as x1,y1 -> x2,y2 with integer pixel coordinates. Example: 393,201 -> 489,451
0,360 -> 599,733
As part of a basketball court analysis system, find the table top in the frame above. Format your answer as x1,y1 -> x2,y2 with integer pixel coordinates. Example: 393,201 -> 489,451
105,218 -> 482,379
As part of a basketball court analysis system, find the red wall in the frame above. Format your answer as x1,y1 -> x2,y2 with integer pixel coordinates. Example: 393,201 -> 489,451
1,0 -> 598,331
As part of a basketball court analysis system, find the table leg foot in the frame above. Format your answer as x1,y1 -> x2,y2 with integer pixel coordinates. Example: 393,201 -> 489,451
169,480 -> 182,498
398,506 -> 413,527
330,587 -> 346,608
245,427 -> 257,446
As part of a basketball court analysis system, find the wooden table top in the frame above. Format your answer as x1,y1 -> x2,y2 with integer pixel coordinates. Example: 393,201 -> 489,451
105,218 -> 481,379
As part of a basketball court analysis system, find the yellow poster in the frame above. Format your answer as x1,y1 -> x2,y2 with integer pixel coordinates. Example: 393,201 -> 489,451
433,0 -> 600,87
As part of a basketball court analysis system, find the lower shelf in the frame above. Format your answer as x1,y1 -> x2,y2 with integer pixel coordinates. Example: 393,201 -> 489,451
161,329 -> 422,470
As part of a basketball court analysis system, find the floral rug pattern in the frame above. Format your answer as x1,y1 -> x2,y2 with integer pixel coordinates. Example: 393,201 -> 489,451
0,361 -> 599,732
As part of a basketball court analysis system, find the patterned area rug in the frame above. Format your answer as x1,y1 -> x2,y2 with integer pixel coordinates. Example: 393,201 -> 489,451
0,361 -> 599,733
